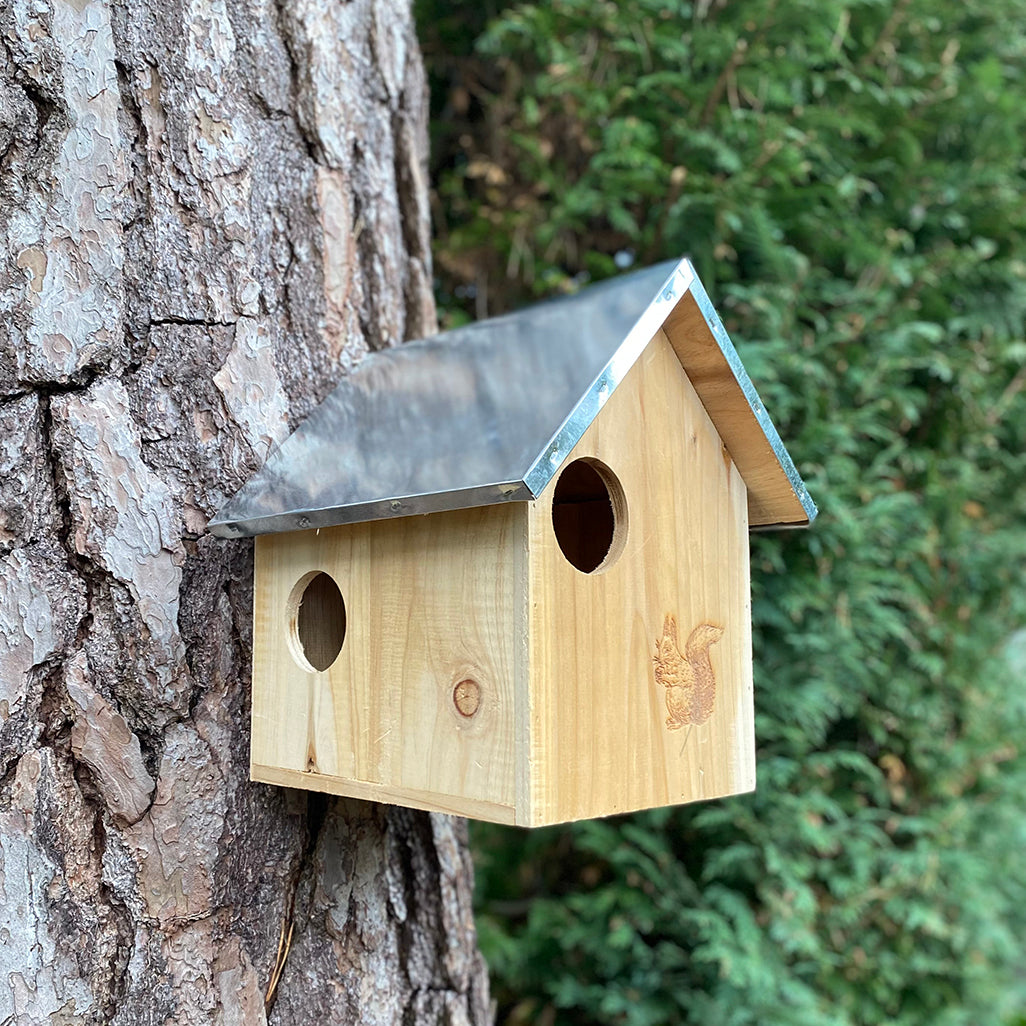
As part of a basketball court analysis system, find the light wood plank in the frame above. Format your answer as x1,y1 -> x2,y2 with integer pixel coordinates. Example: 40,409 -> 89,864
663,291 -> 811,527
252,503 -> 527,814
251,764 -> 517,824
525,329 -> 755,825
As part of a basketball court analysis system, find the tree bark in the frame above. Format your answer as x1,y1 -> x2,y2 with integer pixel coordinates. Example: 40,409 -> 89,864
0,0 -> 491,1022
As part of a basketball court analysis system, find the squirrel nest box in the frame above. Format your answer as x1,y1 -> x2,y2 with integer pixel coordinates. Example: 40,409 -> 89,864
211,259 -> 816,827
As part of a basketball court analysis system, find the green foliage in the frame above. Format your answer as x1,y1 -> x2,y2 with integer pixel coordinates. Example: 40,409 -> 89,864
418,1 -> 1026,1023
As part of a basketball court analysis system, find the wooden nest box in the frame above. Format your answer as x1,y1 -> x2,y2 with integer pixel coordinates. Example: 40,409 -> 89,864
211,259 -> 816,827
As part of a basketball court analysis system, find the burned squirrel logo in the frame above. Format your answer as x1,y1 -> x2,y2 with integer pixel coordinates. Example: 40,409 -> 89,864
654,615 -> 724,730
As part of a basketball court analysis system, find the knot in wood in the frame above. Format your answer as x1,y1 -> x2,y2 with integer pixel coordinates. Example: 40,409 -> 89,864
452,679 -> 481,718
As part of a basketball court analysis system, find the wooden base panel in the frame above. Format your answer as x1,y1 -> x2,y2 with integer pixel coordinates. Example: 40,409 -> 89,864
252,764 -> 517,825
252,764 -> 753,827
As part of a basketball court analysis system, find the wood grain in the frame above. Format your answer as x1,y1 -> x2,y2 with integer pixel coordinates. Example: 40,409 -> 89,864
252,503 -> 527,823
525,328 -> 755,825
251,763 -> 517,824
663,290 -> 811,527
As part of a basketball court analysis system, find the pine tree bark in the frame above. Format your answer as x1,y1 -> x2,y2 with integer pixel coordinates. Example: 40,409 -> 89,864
0,0 -> 491,1022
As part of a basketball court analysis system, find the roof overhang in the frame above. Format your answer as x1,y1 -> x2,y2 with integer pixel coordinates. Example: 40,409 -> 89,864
209,258 -> 816,538
661,266 -> 816,527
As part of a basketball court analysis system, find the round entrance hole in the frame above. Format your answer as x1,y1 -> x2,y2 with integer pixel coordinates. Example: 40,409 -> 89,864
550,458 -> 628,574
287,571 -> 346,672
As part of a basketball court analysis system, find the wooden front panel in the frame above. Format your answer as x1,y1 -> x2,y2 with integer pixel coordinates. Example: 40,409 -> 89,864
251,503 -> 527,823
525,329 -> 754,825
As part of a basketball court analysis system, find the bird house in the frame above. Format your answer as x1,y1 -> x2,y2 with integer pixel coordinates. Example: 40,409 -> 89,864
210,259 -> 816,827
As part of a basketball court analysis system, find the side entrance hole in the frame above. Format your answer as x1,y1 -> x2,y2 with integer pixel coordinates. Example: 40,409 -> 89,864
287,571 -> 346,672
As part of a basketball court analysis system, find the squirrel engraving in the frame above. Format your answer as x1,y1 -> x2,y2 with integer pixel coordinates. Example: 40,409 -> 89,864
654,615 -> 724,730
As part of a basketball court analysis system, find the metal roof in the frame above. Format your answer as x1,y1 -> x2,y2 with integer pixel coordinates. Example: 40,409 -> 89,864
209,258 -> 816,538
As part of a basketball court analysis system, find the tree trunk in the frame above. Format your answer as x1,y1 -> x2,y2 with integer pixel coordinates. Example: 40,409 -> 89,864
0,0 -> 491,1022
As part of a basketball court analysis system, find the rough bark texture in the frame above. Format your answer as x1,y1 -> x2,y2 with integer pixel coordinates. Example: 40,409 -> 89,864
0,0 -> 491,1022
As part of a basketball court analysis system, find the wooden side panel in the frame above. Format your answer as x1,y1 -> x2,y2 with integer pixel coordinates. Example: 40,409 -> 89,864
252,503 -> 527,823
526,328 -> 754,826
663,291 -> 811,527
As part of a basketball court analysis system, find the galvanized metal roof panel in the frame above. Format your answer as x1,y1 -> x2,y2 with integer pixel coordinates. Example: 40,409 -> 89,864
208,258 -> 816,538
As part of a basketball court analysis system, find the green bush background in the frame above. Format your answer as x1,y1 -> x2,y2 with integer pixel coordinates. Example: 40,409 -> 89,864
417,2 -> 1026,1022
